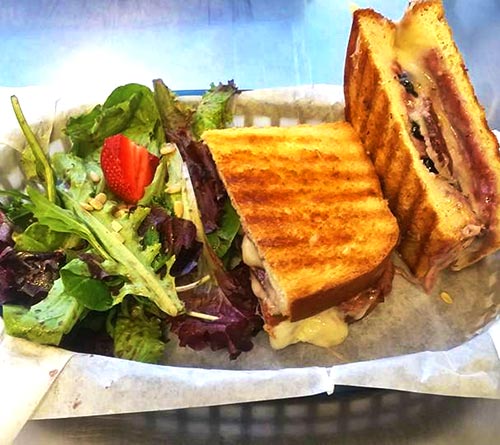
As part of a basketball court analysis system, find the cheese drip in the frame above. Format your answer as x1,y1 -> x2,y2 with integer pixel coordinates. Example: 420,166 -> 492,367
241,235 -> 263,268
268,307 -> 349,350
242,235 -> 349,349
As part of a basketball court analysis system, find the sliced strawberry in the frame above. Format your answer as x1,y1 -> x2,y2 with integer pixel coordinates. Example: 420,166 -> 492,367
100,134 -> 160,204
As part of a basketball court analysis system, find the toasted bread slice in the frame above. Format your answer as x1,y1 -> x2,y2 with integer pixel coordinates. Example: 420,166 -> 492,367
202,122 -> 399,321
344,1 -> 500,289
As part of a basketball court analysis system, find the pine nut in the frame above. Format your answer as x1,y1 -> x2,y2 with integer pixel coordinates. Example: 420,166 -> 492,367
89,198 -> 104,211
160,143 -> 177,155
80,202 -> 94,211
174,201 -> 184,218
89,171 -> 101,183
95,192 -> 107,204
165,183 -> 181,194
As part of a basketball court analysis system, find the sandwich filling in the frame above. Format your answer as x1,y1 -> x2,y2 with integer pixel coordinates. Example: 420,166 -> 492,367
242,235 -> 392,349
392,15 -> 497,268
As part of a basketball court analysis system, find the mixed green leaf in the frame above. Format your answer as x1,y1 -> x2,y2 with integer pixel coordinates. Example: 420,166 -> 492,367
0,79 -> 261,364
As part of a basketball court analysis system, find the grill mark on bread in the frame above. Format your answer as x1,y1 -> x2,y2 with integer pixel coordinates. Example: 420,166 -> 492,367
222,167 -> 371,186
378,120 -> 409,214
392,143 -> 413,218
363,86 -> 390,162
398,174 -> 424,235
225,187 -> 380,208
351,37 -> 370,132
272,250 -> 357,270
414,206 -> 438,272
220,149 -> 367,166
379,121 -> 400,189
357,45 -> 381,136
242,208 -> 395,231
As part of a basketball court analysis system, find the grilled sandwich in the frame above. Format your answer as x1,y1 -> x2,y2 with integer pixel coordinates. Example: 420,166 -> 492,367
202,122 -> 399,349
344,0 -> 500,290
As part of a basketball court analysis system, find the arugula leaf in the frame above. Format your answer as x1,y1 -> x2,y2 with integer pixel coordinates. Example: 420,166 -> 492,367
26,187 -> 109,260
61,192 -> 184,316
3,278 -> 87,345
207,199 -> 241,258
65,83 -> 165,157
153,79 -> 194,133
59,259 -> 113,311
191,81 -> 239,140
113,298 -> 166,364
13,222 -> 80,252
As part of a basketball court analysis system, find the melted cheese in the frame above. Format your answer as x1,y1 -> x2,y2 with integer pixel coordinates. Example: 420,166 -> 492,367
268,307 -> 349,350
241,235 -> 263,268
395,16 -> 435,89
249,273 -> 268,301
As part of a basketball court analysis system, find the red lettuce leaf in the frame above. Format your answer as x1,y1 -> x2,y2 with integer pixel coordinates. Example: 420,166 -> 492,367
167,129 -> 226,233
169,263 -> 263,359
138,206 -> 202,277
0,247 -> 64,306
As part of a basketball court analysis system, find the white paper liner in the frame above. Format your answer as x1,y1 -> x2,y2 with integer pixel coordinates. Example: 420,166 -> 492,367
0,85 -> 499,441
0,319 -> 72,443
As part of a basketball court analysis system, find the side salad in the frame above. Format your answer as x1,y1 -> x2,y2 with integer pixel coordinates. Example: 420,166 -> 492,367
0,80 -> 263,363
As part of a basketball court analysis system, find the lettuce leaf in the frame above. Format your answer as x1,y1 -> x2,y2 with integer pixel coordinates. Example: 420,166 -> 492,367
11,96 -> 57,203
65,83 -> 165,157
167,150 -> 262,358
60,309 -> 115,357
191,81 -> 238,140
50,150 -> 184,316
138,156 -> 168,207
170,264 -> 262,359
26,187 -> 109,259
13,222 -> 81,252
0,248 -> 63,306
206,199 -> 241,258
59,258 -> 113,311
113,298 -> 166,364
51,151 -> 102,202
3,278 -> 87,345
153,79 -> 194,133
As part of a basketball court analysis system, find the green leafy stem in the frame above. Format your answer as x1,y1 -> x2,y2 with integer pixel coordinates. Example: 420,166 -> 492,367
10,95 -> 57,203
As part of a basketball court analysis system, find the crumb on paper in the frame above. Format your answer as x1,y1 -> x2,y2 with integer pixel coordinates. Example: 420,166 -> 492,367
72,399 -> 82,410
440,291 -> 453,304
49,369 -> 58,378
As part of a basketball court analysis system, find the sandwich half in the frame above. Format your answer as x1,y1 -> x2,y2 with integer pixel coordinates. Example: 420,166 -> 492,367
202,122 -> 399,349
344,0 -> 500,290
